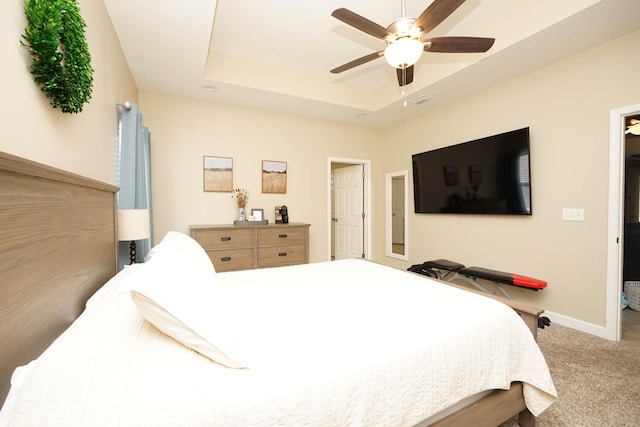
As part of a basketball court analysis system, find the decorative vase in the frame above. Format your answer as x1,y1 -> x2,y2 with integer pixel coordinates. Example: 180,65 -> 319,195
238,207 -> 246,221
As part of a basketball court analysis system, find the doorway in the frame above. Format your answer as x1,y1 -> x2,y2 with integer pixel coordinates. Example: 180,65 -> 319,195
606,104 -> 640,341
622,114 -> 640,342
327,158 -> 371,261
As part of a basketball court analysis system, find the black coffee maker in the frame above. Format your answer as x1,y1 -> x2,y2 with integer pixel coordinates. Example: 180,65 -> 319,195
276,205 -> 289,224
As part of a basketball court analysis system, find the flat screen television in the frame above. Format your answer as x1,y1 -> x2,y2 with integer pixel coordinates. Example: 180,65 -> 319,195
412,127 -> 531,215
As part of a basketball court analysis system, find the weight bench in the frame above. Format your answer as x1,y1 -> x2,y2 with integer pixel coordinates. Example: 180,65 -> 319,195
409,258 -> 465,281
408,259 -> 551,328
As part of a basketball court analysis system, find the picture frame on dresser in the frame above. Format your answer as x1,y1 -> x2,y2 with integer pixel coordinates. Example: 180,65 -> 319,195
251,208 -> 264,221
203,156 -> 233,192
262,160 -> 287,194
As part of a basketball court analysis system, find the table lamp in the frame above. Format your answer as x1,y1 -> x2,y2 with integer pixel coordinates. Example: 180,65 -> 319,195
117,209 -> 150,264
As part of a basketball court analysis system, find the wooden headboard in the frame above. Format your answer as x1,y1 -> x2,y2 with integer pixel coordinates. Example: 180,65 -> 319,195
0,152 -> 118,403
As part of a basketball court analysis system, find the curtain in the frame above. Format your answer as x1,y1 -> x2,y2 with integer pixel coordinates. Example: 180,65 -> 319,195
117,103 -> 153,269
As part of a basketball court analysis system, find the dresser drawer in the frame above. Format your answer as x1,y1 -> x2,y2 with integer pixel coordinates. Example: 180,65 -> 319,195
257,244 -> 306,268
207,248 -> 254,272
257,227 -> 306,247
191,223 -> 309,272
193,228 -> 254,250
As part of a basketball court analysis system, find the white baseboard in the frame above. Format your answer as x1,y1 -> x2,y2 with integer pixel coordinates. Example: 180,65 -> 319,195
543,310 -> 607,339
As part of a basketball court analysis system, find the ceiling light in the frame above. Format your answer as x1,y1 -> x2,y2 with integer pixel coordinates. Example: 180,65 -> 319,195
627,126 -> 640,136
202,85 -> 218,92
627,119 -> 640,135
384,37 -> 423,69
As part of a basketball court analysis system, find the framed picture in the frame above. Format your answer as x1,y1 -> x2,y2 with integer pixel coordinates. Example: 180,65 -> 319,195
251,208 -> 264,221
262,160 -> 287,194
203,156 -> 233,192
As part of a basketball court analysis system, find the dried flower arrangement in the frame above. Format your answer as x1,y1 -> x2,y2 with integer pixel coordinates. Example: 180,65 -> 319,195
231,188 -> 248,208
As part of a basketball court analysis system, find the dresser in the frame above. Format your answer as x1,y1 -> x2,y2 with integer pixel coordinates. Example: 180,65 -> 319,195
190,223 -> 310,272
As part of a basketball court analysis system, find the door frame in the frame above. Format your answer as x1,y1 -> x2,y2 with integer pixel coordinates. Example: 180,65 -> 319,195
606,103 -> 640,341
327,157 -> 371,261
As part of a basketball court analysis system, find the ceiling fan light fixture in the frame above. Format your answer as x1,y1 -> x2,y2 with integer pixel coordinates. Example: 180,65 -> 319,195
384,37 -> 423,69
627,119 -> 640,135
627,126 -> 640,136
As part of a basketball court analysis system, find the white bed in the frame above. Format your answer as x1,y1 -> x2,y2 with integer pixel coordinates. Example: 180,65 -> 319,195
1,231 -> 556,427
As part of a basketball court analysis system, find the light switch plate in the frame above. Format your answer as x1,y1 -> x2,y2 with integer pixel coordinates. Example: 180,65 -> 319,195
562,208 -> 585,221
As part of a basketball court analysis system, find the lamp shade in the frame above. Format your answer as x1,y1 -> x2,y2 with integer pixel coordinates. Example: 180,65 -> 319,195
384,37 -> 423,69
117,209 -> 150,241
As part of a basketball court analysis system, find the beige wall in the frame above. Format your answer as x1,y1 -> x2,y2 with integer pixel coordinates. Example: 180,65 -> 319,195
0,0 -> 137,184
138,92 -> 384,263
381,30 -> 640,326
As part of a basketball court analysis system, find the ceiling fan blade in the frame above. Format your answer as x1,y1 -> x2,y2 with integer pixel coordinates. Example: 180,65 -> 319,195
396,66 -> 414,87
423,36 -> 495,53
331,8 -> 391,40
414,0 -> 466,36
330,51 -> 384,74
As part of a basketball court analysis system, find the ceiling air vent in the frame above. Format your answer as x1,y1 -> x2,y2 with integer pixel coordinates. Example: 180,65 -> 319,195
410,95 -> 432,105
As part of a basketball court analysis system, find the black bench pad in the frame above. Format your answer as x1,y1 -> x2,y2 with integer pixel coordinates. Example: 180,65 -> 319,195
459,266 -> 547,290
422,259 -> 465,271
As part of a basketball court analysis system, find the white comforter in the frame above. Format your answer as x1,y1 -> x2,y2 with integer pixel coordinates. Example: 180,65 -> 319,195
5,259 -> 556,426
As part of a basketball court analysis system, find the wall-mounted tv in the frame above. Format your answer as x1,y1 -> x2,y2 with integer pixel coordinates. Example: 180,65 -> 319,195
412,127 -> 531,215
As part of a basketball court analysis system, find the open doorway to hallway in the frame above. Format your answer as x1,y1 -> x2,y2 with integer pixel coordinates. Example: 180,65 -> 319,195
328,158 -> 371,261
622,113 -> 640,343
607,104 -> 640,342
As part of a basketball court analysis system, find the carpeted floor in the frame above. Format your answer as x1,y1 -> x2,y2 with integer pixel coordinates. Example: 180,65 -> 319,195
501,322 -> 640,426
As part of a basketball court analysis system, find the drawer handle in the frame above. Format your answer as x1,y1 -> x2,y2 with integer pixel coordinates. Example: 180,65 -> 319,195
278,252 -> 287,257
221,256 -> 231,262
278,234 -> 287,238
221,236 -> 231,241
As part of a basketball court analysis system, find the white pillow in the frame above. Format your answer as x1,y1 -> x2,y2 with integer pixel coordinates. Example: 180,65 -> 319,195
118,231 -> 215,294
151,231 -> 216,275
127,249 -> 247,369
86,263 -> 144,309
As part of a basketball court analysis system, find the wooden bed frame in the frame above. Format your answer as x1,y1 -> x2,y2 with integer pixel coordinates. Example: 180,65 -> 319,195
430,280 -> 542,427
0,151 -> 118,403
0,150 -> 540,426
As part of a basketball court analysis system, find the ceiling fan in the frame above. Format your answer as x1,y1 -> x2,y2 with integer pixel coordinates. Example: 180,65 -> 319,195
330,0 -> 495,87
626,119 -> 640,135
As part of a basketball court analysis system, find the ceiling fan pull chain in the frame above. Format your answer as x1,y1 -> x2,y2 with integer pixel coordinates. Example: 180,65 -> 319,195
401,69 -> 408,108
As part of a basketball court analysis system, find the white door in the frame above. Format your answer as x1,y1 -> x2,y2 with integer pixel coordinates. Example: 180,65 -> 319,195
392,176 -> 405,244
334,164 -> 364,260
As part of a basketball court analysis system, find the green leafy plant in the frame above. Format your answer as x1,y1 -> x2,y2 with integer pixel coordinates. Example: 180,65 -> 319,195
21,0 -> 94,113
